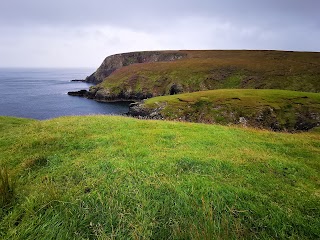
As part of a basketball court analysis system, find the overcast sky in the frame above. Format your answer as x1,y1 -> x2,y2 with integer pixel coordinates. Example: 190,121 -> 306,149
0,0 -> 319,68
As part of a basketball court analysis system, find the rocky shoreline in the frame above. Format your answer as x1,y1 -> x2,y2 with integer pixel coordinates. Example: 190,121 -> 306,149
70,79 -> 86,82
68,86 -> 152,102
67,88 -> 159,117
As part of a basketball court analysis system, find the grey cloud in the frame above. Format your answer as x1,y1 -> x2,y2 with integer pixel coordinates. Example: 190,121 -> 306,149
0,0 -> 319,67
0,0 -> 319,29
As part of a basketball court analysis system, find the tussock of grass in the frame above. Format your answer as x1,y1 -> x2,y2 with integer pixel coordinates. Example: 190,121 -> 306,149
0,167 -> 14,208
0,115 -> 319,239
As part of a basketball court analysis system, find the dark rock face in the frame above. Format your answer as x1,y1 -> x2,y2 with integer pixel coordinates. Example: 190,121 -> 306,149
294,111 -> 320,131
128,102 -> 165,119
70,79 -> 86,82
127,102 -> 151,117
67,90 -> 88,97
85,51 -> 188,83
255,107 -> 281,131
170,84 -> 184,95
87,86 -> 154,102
68,86 -> 154,102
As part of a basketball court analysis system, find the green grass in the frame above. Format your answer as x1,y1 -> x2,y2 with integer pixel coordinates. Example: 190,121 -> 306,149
0,115 -> 319,239
143,89 -> 320,131
0,167 -> 15,208
98,50 -> 320,97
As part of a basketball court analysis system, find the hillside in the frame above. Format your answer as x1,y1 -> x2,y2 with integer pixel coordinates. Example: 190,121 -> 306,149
0,116 -> 320,239
76,50 -> 320,102
129,89 -> 320,131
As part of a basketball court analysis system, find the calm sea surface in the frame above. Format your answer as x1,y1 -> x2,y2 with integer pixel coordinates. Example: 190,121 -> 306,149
0,68 -> 130,120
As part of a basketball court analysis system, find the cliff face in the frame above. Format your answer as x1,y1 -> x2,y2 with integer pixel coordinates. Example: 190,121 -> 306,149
85,51 -> 188,83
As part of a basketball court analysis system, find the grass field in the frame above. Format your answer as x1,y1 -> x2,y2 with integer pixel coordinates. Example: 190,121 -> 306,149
143,89 -> 320,131
1,115 -> 319,239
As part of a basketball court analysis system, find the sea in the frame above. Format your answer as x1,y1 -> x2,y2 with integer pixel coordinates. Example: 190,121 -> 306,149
0,68 -> 130,120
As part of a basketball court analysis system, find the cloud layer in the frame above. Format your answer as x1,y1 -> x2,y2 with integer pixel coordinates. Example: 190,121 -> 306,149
0,0 -> 319,67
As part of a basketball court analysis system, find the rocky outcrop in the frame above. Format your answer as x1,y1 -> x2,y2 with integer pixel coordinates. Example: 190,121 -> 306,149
127,102 -> 152,117
68,86 -> 153,102
70,79 -> 86,82
128,101 -> 165,119
85,51 -> 188,83
67,90 -> 87,97
169,83 -> 184,95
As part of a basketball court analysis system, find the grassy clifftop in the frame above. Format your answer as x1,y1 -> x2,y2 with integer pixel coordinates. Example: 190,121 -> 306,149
85,50 -> 320,102
1,116 -> 319,239
131,89 -> 320,131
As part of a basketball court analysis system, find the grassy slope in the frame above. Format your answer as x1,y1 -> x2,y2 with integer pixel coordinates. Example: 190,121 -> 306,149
144,89 -> 320,130
1,116 -> 320,239
100,50 -> 320,95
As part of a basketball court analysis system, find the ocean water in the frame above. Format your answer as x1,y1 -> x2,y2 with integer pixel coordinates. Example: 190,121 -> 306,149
0,68 -> 130,120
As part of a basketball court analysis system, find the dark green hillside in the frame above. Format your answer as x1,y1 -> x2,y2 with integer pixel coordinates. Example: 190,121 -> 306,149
83,50 -> 320,102
131,89 -> 320,131
0,116 -> 320,239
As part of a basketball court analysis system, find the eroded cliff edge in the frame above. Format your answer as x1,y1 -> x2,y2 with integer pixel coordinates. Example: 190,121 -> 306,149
84,51 -> 187,84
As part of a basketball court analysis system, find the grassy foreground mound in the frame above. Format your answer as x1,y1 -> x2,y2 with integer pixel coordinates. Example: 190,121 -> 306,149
135,89 -> 320,131
0,116 -> 319,239
86,50 -> 320,102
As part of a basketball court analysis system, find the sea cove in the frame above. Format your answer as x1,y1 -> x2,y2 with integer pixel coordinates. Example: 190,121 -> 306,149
0,68 -> 130,120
